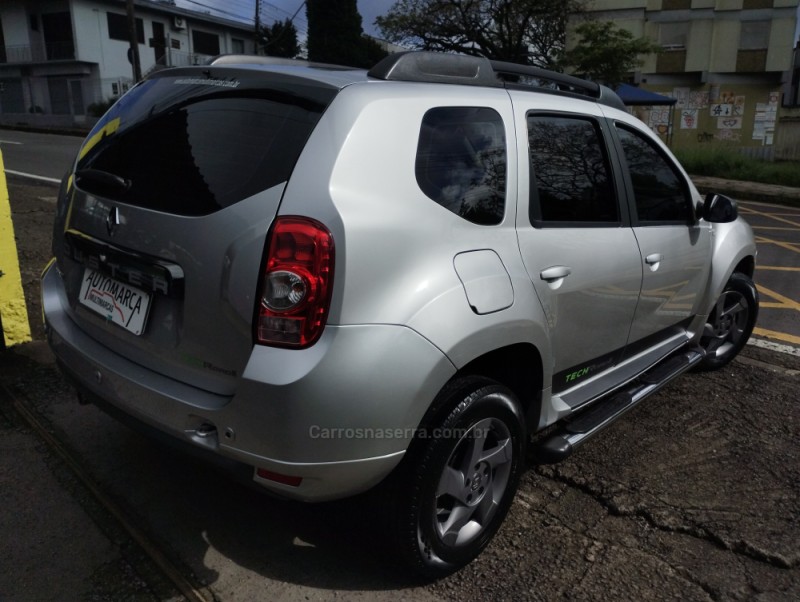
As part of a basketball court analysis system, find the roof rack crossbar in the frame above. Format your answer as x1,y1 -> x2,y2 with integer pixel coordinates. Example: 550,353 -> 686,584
368,52 -> 626,110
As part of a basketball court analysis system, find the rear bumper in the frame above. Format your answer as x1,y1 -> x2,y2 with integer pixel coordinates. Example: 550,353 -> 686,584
42,262 -> 456,501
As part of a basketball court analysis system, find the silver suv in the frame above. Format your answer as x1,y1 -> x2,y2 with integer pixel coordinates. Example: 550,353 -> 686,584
42,51 -> 758,577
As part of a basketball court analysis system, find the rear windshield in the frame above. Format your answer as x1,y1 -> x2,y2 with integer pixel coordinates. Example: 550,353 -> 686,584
76,69 -> 337,216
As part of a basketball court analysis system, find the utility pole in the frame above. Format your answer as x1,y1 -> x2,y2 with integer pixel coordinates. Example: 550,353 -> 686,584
254,0 -> 261,55
126,0 -> 142,82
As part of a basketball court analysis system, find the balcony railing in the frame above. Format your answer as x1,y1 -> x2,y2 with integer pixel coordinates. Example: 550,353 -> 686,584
0,42 -> 76,64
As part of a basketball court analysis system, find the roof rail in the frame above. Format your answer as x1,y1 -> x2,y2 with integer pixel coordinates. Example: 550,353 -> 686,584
208,54 -> 357,71
368,51 -> 626,111
368,51 -> 500,87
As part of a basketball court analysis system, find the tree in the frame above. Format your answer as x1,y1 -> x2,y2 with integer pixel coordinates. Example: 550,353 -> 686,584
260,19 -> 300,58
562,21 -> 661,87
306,0 -> 387,68
376,0 -> 586,68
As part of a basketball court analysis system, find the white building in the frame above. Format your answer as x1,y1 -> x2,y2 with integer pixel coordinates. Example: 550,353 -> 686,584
0,0 -> 257,128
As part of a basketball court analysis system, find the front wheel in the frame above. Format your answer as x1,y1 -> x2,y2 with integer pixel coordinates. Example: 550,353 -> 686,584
391,377 -> 526,579
696,272 -> 758,371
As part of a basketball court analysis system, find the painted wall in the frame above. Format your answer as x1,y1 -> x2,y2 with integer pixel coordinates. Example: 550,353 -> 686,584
640,83 -> 782,149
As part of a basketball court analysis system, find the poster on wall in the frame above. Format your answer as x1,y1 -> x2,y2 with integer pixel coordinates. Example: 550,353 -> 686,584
689,91 -> 709,109
754,98 -> 778,144
718,117 -> 742,129
710,103 -> 733,117
672,88 -> 690,109
680,110 -> 699,129
648,108 -> 671,138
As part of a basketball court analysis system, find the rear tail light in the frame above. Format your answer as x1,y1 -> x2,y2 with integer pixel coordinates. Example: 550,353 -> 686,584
256,217 -> 334,348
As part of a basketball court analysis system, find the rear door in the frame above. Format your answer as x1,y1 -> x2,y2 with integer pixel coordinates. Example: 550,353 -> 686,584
52,68 -> 337,394
511,95 -> 643,401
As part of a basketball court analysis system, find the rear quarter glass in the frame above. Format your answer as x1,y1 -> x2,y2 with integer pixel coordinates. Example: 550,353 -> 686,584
76,68 -> 338,216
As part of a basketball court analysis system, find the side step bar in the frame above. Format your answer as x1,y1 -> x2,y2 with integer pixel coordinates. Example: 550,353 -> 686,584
534,346 -> 706,464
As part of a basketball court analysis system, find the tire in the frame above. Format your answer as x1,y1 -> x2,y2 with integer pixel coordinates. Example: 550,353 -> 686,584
696,272 -> 758,371
391,377 -> 526,579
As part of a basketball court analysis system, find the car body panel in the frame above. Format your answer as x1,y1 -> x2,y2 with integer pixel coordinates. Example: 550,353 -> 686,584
41,57 -> 758,504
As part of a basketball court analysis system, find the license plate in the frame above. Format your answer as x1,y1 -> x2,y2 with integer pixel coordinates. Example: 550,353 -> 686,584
78,268 -> 151,336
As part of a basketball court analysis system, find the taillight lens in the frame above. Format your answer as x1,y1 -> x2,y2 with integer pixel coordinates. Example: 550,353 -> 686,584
256,217 -> 334,348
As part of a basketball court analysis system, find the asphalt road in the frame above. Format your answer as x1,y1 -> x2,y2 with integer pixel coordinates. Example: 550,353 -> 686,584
1,178 -> 799,601
740,201 -> 800,349
0,129 -> 82,182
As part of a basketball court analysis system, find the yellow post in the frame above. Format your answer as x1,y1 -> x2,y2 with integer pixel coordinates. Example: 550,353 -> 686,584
0,149 -> 32,347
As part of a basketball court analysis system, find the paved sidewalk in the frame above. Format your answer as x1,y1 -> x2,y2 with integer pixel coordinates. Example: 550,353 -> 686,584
0,343 -> 182,601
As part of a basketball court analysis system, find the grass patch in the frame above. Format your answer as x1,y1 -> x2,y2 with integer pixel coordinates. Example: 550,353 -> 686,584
673,148 -> 800,188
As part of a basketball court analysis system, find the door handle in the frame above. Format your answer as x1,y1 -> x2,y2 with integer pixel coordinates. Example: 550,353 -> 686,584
540,266 -> 572,282
645,253 -> 663,265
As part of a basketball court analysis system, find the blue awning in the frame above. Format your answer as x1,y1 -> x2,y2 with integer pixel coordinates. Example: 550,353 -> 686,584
616,84 -> 677,106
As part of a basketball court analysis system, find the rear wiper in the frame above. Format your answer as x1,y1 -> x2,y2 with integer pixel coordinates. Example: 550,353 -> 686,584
74,169 -> 131,197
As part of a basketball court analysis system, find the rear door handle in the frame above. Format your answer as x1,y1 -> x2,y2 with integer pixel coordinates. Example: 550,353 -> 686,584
645,253 -> 663,265
540,266 -> 572,282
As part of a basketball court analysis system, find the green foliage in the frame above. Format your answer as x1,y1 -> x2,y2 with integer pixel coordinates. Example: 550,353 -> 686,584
562,21 -> 661,86
376,0 -> 586,68
306,0 -> 387,68
260,19 -> 300,58
674,147 -> 800,188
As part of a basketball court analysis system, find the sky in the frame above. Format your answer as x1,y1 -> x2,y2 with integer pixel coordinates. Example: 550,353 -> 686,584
174,1 -> 398,39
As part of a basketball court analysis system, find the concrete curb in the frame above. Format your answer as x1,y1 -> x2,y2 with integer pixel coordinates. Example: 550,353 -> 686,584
691,175 -> 800,208
0,149 -> 32,348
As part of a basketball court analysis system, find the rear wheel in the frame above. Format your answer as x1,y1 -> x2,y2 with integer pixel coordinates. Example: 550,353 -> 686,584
391,377 -> 526,579
696,272 -> 758,371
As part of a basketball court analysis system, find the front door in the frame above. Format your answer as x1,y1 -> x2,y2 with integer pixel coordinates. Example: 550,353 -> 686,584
513,100 -> 643,399
611,122 -> 711,345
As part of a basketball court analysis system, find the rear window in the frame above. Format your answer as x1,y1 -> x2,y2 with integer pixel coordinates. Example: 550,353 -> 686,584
76,69 -> 336,216
416,107 -> 507,226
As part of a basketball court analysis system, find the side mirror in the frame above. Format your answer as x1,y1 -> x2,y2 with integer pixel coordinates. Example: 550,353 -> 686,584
702,193 -> 738,223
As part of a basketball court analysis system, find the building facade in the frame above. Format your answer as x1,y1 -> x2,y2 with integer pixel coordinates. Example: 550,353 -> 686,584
0,0 -> 256,129
581,0 -> 800,155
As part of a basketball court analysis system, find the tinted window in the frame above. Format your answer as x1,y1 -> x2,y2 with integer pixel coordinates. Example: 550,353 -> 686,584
527,115 -> 618,225
616,125 -> 692,223
416,107 -> 506,225
76,72 -> 336,216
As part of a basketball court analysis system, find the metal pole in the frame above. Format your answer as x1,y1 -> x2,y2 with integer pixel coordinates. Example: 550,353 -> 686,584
126,0 -> 142,82
254,0 -> 261,54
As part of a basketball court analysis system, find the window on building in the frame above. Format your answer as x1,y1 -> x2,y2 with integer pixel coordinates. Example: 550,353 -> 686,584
107,12 -> 144,44
742,0 -> 775,9
42,12 -> 75,60
0,17 -> 6,63
527,115 -> 618,226
192,30 -> 220,56
232,38 -> 245,54
416,107 -> 507,225
739,21 -> 771,50
659,22 -> 689,50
